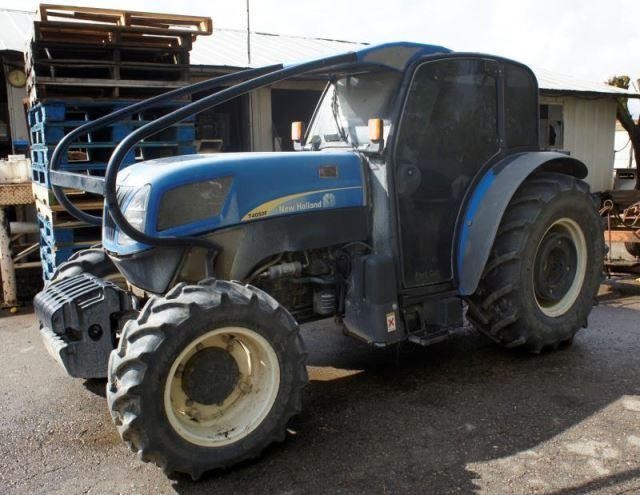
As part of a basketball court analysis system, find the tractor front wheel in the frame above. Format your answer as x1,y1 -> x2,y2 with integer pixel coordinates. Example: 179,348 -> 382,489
106,279 -> 307,479
467,172 -> 604,352
49,247 -> 125,288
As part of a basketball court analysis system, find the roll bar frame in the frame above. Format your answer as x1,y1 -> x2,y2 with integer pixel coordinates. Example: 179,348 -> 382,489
48,51 -> 358,254
49,64 -> 283,225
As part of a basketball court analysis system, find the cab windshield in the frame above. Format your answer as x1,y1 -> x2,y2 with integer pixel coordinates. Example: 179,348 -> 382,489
305,70 -> 401,150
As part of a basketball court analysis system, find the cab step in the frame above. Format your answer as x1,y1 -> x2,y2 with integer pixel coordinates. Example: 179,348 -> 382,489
407,328 -> 452,347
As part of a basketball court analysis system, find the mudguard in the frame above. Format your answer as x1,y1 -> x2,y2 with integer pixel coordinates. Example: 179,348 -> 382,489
456,151 -> 588,296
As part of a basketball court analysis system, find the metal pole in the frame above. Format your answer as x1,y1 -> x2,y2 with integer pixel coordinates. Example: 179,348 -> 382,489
0,207 -> 17,308
246,0 -> 253,151
246,0 -> 251,66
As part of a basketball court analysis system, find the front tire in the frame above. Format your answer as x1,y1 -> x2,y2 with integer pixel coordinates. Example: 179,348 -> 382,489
106,279 -> 307,479
49,247 -> 124,287
467,172 -> 604,352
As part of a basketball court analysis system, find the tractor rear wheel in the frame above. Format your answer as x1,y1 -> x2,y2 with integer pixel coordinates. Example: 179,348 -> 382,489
49,247 -> 124,287
106,279 -> 307,479
467,172 -> 604,352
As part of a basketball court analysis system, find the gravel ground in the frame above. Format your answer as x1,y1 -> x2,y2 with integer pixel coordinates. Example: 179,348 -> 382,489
1,287 -> 640,494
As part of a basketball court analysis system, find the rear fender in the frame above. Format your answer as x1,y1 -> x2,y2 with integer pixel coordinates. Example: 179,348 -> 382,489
456,151 -> 588,295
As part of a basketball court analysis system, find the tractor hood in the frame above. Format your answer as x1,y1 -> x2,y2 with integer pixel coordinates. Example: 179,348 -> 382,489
103,150 -> 367,255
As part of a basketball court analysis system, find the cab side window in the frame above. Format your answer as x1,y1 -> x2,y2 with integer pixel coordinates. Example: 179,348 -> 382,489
504,63 -> 538,148
395,58 -> 499,287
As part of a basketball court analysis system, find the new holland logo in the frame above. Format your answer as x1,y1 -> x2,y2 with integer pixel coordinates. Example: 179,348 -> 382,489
276,200 -> 323,214
322,193 -> 336,207
241,186 -> 362,222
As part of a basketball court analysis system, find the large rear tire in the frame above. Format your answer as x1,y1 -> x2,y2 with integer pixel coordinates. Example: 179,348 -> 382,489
467,172 -> 604,352
107,279 -> 307,479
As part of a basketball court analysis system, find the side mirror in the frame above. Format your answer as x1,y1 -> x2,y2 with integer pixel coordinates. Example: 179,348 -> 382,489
291,121 -> 304,141
368,118 -> 384,152
291,121 -> 305,151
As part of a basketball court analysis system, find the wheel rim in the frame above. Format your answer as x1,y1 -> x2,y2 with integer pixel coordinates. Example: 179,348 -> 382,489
533,217 -> 587,317
163,326 -> 280,447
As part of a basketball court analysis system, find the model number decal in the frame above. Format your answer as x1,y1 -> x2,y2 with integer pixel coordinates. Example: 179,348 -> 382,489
246,210 -> 268,219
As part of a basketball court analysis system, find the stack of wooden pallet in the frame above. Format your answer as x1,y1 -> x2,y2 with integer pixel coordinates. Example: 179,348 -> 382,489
26,4 -> 212,102
25,4 -> 212,280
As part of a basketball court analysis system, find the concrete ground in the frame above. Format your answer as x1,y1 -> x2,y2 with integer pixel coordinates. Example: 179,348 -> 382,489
2,287 -> 640,494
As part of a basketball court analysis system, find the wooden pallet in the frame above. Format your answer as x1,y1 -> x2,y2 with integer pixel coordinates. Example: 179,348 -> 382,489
31,181 -> 100,209
38,4 -> 213,36
27,59 -> 190,83
25,6 -> 209,103
33,22 -> 195,50
26,40 -> 190,67
35,198 -> 103,226
27,75 -> 188,103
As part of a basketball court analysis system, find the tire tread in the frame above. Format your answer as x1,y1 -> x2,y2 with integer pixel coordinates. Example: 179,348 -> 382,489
467,172 -> 603,351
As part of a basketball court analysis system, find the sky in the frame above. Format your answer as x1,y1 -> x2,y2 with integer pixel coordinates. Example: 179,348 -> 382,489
3,0 -> 640,89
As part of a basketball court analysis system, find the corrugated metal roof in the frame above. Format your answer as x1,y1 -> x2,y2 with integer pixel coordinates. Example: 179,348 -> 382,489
0,8 -> 637,98
190,28 -> 367,68
531,65 -> 636,97
0,8 -> 33,52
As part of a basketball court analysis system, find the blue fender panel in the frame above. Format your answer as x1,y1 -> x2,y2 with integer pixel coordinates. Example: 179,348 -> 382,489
457,151 -> 588,296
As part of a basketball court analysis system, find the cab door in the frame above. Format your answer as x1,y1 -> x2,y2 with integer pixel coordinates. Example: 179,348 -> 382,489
394,57 -> 500,288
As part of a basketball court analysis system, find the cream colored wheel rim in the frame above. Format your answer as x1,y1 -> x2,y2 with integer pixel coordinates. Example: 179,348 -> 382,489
533,217 -> 587,317
163,327 -> 280,447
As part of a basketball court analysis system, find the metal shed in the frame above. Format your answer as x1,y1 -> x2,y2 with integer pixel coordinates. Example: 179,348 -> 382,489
532,66 -> 640,192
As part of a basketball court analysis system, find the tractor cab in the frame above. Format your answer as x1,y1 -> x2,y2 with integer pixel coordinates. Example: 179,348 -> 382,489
293,48 -> 541,301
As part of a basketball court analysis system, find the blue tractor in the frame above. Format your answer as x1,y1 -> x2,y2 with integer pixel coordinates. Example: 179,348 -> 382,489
34,42 -> 604,478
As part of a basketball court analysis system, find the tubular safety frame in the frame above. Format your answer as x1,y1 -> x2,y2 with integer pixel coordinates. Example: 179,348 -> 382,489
49,51 -> 358,252
49,65 -> 283,226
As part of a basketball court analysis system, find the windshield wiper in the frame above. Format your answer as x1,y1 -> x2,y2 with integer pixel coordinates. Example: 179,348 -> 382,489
331,84 -> 351,145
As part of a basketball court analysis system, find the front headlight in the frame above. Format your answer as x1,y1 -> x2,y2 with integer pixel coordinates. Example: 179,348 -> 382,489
118,184 -> 151,246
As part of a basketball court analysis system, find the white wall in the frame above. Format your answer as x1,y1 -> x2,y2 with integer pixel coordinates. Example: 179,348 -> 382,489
614,126 -> 636,169
540,95 -> 617,192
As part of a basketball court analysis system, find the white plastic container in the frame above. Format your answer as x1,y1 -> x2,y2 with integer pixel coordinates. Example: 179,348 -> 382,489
0,155 -> 31,183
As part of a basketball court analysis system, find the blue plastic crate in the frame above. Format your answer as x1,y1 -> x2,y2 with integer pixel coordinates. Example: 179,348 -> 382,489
30,120 -> 195,146
28,99 -> 195,127
39,240 -> 80,274
30,145 -> 137,170
41,258 -> 56,281
38,234 -> 98,277
31,159 -> 110,188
